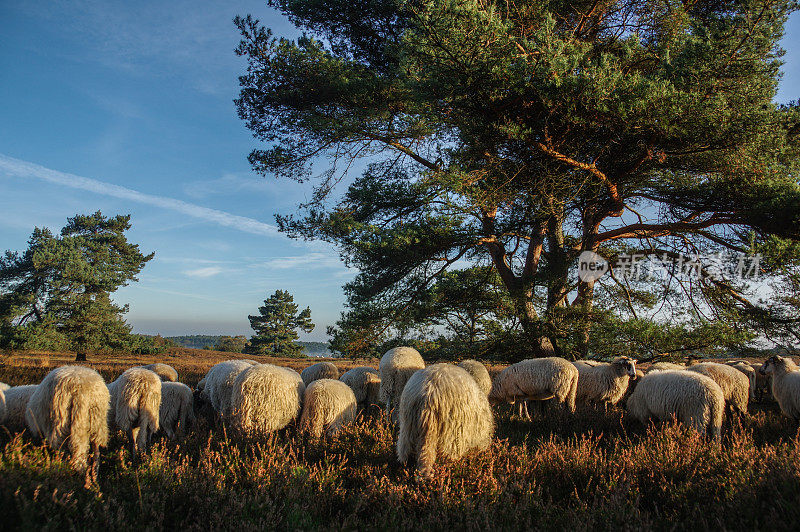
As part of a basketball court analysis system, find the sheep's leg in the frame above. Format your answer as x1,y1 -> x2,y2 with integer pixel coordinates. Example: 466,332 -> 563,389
129,427 -> 140,457
86,441 -> 101,487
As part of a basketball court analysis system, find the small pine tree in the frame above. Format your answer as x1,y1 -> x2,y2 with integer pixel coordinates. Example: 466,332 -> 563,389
247,290 -> 314,357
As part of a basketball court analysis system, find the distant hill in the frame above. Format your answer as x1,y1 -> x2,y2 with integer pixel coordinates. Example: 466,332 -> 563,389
165,335 -> 332,357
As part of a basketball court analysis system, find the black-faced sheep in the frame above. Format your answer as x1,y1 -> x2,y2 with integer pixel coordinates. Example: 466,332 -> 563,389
488,357 -> 578,415
339,366 -> 381,410
573,357 -> 637,409
24,366 -> 110,484
159,382 -> 195,440
229,363 -> 305,437
301,361 -> 339,386
759,355 -> 800,422
685,362 -> 749,415
108,367 -> 162,455
379,347 -> 425,423
397,364 -> 494,480
626,370 -> 724,440
299,378 -> 357,438
457,359 -> 492,396
141,363 -> 179,382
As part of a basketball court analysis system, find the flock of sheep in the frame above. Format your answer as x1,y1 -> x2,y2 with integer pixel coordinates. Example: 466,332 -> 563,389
1,349 -> 799,485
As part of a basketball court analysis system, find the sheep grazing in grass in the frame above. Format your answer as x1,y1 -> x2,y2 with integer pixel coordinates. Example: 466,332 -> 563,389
230,363 -> 305,437
646,361 -> 686,373
380,347 -> 425,423
301,361 -> 340,386
339,366 -> 381,409
299,378 -> 358,438
397,364 -> 494,480
685,362 -> 749,415
724,361 -> 758,402
573,357 -> 637,409
25,366 -> 110,484
159,382 -> 195,440
201,360 -> 256,419
141,363 -> 178,382
457,360 -> 492,396
1,385 -> 38,432
108,368 -> 162,455
620,368 -> 645,405
626,370 -> 724,440
488,357 -> 578,417
759,355 -> 800,422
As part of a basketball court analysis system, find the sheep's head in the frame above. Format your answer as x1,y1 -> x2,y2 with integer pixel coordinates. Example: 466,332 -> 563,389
760,355 -> 783,375
613,357 -> 638,378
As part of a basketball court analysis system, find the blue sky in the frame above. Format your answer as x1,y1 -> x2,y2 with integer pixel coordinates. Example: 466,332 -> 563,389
0,2 -> 799,340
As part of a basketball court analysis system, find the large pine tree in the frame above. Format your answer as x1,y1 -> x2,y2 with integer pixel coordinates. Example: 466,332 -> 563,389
235,0 -> 800,358
0,212 -> 154,360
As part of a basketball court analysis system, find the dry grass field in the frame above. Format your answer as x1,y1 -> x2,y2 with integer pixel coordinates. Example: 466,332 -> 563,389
1,350 -> 799,530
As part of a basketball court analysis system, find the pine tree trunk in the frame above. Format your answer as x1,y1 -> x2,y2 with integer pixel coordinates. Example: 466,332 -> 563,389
75,351 -> 87,362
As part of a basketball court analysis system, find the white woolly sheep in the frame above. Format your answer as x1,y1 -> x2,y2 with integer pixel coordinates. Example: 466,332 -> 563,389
626,370 -> 724,440
646,361 -> 686,373
201,360 -> 255,419
141,363 -> 178,382
724,361 -> 757,402
0,388 -> 5,425
457,359 -> 492,396
25,366 -> 110,483
685,362 -> 749,415
229,363 -> 305,437
301,361 -> 340,386
1,384 -> 38,432
397,363 -> 494,480
759,355 -> 800,422
573,357 -> 637,409
339,366 -> 381,409
488,357 -> 578,416
108,367 -> 162,455
0,382 -> 9,392
159,382 -> 196,440
299,378 -> 358,438
379,346 -> 425,423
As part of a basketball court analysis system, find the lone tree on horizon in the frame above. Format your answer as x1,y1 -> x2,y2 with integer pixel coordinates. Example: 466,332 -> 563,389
247,289 -> 315,357
235,0 -> 800,358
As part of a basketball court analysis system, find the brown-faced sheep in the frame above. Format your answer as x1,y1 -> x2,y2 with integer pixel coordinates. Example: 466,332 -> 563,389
159,382 -> 195,440
25,366 -> 110,484
573,357 -> 637,409
108,367 -> 162,455
140,363 -> 178,382
397,364 -> 494,480
301,361 -> 340,386
1,384 -> 37,432
229,363 -> 305,437
685,362 -> 749,415
626,370 -> 724,440
379,347 -> 425,423
488,357 -> 578,415
760,355 -> 800,422
299,378 -> 358,438
339,366 -> 381,409
457,359 -> 492,396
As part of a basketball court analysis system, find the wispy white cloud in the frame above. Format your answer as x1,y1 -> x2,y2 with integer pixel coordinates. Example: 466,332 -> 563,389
260,252 -> 352,271
183,266 -> 224,278
0,154 -> 282,238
